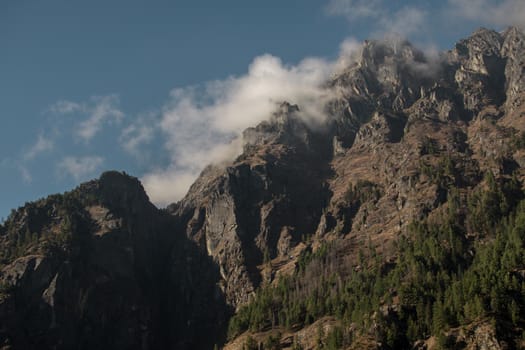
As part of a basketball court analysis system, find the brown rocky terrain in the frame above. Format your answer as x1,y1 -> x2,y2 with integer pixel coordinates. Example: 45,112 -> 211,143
1,27 -> 525,349
172,25 -> 525,305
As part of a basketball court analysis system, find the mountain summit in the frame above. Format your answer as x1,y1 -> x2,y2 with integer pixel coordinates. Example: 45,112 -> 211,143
2,27 -> 525,349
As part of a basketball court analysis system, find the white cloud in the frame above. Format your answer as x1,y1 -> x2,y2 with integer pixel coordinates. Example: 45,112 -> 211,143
57,156 -> 104,181
142,54 -> 338,206
378,7 -> 426,38
448,0 -> 525,28
141,168 -> 201,206
78,95 -> 124,142
49,95 -> 124,142
119,114 -> 157,157
49,100 -> 82,114
326,0 -> 382,21
326,0 -> 427,39
13,134 -> 55,184
334,37 -> 363,72
19,166 -> 32,184
141,31 -> 452,207
23,134 -> 54,161
327,0 -> 524,41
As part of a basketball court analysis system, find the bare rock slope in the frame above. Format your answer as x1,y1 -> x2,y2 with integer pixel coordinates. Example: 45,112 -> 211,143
172,27 -> 525,310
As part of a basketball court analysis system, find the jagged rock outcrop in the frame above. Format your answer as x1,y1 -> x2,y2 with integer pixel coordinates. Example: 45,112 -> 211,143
214,26 -> 525,349
170,26 -> 525,326
500,27 -> 525,130
169,103 -> 334,307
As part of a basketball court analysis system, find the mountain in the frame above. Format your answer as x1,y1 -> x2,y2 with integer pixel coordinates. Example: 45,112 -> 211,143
1,27 -> 525,349
0,172 -> 227,349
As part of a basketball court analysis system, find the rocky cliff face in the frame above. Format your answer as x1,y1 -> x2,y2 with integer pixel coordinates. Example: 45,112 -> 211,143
1,27 -> 525,349
0,172 -> 226,349
171,27 -> 525,311
169,102 -> 335,307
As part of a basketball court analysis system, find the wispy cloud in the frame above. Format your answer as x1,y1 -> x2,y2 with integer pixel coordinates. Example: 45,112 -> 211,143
119,113 -> 157,158
10,134 -> 56,185
78,95 -> 124,142
23,134 -> 54,161
49,100 -> 82,114
327,0 -> 524,42
325,0 -> 382,22
447,0 -> 525,28
334,38 -> 363,71
19,166 -> 32,184
326,0 -> 427,38
57,156 -> 104,181
49,95 -> 124,142
379,7 -> 426,38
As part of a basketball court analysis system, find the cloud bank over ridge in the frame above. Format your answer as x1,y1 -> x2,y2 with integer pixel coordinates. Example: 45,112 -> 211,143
142,54 -> 341,205
142,0 -> 525,207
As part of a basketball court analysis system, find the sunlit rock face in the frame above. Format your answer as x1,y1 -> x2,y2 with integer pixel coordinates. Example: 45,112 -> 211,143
171,28 -> 525,315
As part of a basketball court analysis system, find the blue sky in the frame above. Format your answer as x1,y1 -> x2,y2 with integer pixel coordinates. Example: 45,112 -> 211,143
1,0 -> 524,219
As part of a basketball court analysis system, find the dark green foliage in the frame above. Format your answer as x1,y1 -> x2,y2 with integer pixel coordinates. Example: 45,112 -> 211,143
263,333 -> 281,350
419,154 -> 458,188
511,131 -> 525,150
0,187 -> 98,268
296,242 -> 330,272
344,180 -> 383,206
338,180 -> 384,233
228,172 -> 525,346
466,171 -> 511,234
0,281 -> 14,299
323,326 -> 344,350
292,337 -> 304,350
421,136 -> 439,155
243,335 -> 258,350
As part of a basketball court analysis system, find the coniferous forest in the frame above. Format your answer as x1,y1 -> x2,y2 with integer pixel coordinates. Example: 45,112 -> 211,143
228,170 -> 525,349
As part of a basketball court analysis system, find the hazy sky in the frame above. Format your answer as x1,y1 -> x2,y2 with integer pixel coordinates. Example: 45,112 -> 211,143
1,0 -> 524,219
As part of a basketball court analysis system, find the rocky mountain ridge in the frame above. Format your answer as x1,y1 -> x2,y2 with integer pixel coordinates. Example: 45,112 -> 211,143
1,27 -> 525,349
0,172 -> 226,349
171,26 -> 525,309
